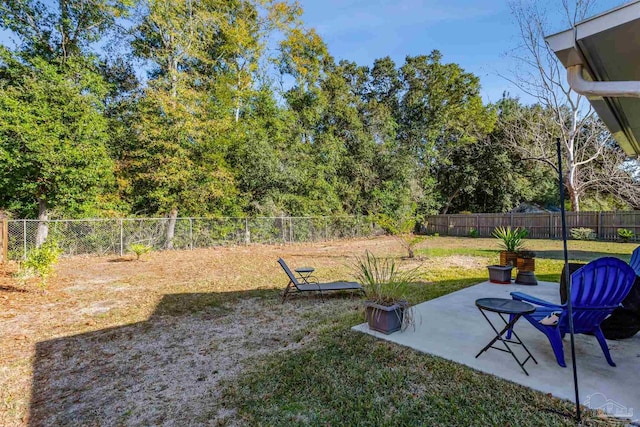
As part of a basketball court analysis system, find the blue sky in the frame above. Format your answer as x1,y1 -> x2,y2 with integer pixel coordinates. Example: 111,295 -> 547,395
299,0 -> 626,104
0,0 -> 627,105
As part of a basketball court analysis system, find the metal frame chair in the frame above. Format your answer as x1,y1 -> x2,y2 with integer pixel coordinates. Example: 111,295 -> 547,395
278,258 -> 365,303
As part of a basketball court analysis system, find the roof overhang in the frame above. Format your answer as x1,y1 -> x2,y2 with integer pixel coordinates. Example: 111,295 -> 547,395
545,0 -> 640,157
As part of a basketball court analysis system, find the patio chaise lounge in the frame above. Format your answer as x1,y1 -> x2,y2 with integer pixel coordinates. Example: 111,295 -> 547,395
509,257 -> 636,367
278,258 -> 365,303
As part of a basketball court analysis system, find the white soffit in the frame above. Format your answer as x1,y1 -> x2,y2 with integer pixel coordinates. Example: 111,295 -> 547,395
545,0 -> 640,157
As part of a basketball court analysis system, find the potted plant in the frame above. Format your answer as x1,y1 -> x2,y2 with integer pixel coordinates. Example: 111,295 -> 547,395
516,250 -> 536,272
492,226 -> 528,267
487,264 -> 514,284
353,251 -> 418,334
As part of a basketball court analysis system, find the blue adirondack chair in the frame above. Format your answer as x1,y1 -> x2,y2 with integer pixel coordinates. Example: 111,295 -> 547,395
509,257 -> 636,367
630,246 -> 640,275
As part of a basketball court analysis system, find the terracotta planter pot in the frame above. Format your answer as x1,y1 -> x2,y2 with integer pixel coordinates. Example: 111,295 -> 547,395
364,300 -> 408,334
517,257 -> 535,272
500,251 -> 518,267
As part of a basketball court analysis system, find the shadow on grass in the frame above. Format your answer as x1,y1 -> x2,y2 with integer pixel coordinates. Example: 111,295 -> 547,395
535,250 -> 632,262
28,287 -> 283,426
27,277 -> 585,426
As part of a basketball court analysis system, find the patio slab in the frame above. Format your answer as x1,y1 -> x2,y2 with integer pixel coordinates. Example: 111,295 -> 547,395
352,280 -> 640,419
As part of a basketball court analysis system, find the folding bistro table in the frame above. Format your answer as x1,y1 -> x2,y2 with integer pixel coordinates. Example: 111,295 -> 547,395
294,267 -> 315,284
475,297 -> 538,375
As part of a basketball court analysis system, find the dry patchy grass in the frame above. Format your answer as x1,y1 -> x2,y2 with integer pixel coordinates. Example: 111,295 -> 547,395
0,235 -> 632,426
0,237 -> 419,426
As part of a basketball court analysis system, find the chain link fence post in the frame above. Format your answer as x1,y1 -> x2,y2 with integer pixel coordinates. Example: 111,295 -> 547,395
119,219 -> 124,257
23,219 -> 27,259
281,216 -> 285,244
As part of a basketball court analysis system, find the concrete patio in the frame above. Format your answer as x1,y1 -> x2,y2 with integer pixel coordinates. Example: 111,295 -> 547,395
353,280 -> 640,420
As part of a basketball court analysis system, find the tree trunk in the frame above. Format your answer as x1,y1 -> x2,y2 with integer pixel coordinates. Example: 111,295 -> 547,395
565,177 -> 580,212
408,247 -> 415,259
165,207 -> 178,250
35,198 -> 49,248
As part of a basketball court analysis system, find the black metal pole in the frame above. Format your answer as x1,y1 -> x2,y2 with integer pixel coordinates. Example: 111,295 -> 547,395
556,137 -> 581,422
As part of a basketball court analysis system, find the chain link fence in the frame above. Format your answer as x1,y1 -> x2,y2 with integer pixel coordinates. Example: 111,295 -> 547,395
6,216 -> 382,260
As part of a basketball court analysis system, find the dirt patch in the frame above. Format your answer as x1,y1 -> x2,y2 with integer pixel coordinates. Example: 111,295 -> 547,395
439,255 -> 488,270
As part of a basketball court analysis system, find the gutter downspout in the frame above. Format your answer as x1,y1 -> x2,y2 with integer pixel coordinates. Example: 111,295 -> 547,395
567,64 -> 640,98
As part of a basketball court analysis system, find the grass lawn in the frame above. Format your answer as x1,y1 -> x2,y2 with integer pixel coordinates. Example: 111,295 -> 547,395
0,236 -> 634,426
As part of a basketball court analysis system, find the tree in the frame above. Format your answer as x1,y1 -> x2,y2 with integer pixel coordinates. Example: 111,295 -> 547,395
130,0 -> 239,247
505,0 -> 640,211
0,0 -> 126,243
399,52 -> 496,213
0,51 -> 115,245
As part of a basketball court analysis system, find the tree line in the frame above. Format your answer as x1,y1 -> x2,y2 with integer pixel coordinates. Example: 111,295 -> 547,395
1,0 -> 638,244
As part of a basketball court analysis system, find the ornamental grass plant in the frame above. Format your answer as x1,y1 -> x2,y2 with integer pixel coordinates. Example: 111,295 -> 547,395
352,251 -> 420,306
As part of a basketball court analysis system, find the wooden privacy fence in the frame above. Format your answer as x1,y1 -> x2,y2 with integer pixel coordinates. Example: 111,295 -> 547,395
423,211 -> 640,242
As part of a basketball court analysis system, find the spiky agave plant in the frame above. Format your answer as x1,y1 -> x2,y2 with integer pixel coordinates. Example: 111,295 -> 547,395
492,226 -> 528,252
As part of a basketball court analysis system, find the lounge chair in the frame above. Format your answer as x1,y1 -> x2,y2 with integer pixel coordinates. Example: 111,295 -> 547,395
278,258 -> 365,303
509,257 -> 636,367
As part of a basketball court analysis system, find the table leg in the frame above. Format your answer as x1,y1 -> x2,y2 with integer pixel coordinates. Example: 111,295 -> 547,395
475,309 -> 537,375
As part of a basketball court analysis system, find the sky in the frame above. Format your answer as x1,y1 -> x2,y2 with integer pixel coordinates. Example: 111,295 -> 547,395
0,0 -> 628,105
298,0 -> 628,104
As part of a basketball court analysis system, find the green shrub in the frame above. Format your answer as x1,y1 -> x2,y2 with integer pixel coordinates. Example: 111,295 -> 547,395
129,243 -> 152,260
617,228 -> 634,243
18,239 -> 62,291
570,227 -> 596,241
468,228 -> 480,238
571,227 -> 596,240
492,226 -> 528,252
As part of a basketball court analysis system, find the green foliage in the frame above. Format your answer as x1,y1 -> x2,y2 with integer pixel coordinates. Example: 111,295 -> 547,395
468,228 -> 480,238
617,228 -> 634,243
492,226 -> 528,252
0,51 -> 116,218
570,227 -> 597,241
516,250 -> 536,259
376,213 -> 423,258
18,239 -> 62,290
128,243 -> 152,260
0,0 -> 632,223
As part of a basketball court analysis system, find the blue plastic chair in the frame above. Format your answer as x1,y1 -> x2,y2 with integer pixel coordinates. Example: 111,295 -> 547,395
630,246 -> 640,275
509,257 -> 636,367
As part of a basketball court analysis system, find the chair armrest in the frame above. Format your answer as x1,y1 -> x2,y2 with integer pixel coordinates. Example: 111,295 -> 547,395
511,292 -> 564,310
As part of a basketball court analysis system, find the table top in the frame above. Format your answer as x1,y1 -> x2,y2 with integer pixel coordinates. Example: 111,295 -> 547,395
475,298 -> 535,315
295,267 -> 314,273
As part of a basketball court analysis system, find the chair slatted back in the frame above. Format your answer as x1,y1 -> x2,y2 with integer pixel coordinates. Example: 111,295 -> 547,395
278,258 -> 300,288
564,257 -> 636,333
